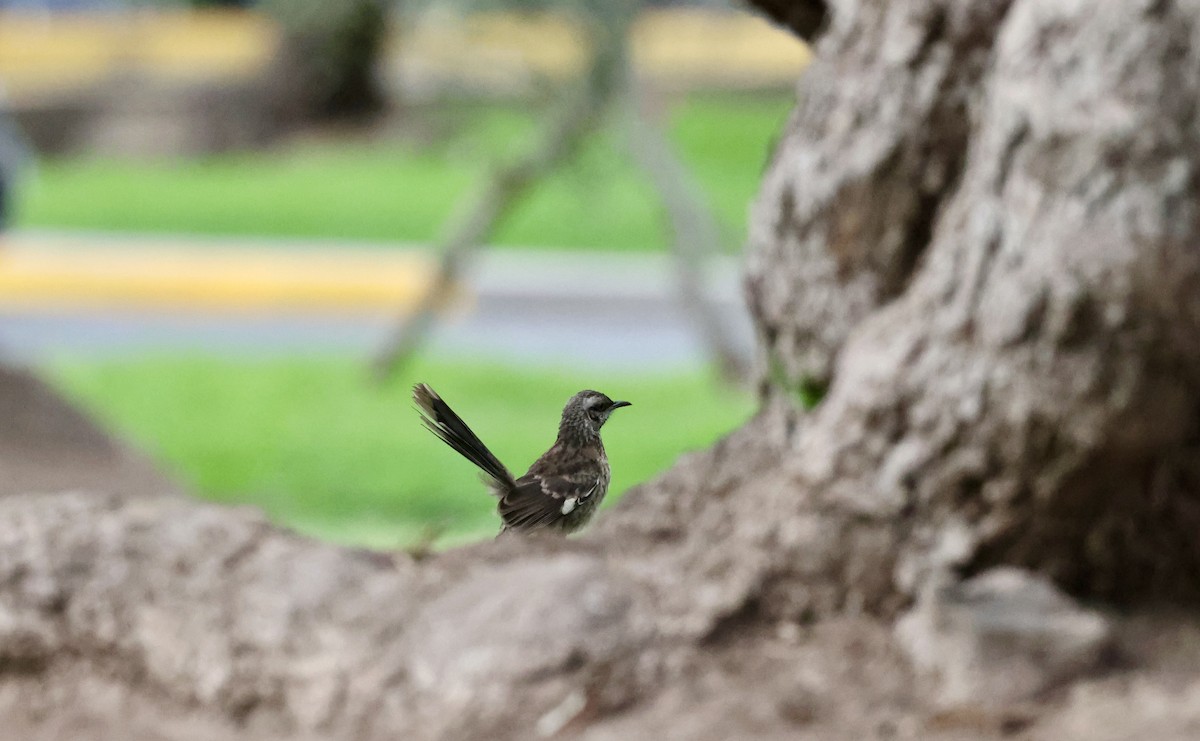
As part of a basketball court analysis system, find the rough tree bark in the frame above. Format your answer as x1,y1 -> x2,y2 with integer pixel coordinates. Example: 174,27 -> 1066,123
4,1 -> 1200,739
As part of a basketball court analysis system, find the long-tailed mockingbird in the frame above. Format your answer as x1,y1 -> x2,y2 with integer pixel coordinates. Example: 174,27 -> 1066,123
413,383 -> 630,534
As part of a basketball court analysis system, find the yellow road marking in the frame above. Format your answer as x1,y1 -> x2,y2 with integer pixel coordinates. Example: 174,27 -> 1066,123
0,236 -> 460,313
0,11 -> 276,97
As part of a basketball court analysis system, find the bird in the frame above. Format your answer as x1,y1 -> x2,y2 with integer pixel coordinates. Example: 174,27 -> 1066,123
412,383 -> 630,534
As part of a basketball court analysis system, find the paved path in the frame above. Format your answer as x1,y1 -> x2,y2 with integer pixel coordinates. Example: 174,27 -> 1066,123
0,231 -> 753,368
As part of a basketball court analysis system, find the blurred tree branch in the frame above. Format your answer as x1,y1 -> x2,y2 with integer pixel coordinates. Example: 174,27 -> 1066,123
372,0 -> 750,381
371,0 -> 635,379
622,92 -> 750,382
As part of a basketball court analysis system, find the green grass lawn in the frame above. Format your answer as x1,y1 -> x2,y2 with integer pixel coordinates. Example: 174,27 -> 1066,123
50,355 -> 754,547
18,94 -> 792,251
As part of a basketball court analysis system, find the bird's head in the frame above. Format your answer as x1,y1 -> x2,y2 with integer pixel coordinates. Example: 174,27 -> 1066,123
559,389 -> 631,442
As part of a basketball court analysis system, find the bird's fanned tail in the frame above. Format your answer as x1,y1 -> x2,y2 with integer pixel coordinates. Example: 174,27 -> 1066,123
412,383 -> 516,492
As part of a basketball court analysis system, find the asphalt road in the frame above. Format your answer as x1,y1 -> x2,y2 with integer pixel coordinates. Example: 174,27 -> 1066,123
0,239 -> 754,369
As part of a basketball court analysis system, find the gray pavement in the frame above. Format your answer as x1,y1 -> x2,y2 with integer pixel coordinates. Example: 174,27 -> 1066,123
0,246 -> 755,369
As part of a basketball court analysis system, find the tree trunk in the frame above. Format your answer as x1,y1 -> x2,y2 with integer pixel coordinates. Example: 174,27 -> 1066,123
4,1 -> 1200,738
742,0 -> 1200,610
742,0 -> 827,40
261,0 -> 390,125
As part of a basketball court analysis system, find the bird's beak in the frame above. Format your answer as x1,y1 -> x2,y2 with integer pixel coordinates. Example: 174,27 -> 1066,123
609,400 -> 631,410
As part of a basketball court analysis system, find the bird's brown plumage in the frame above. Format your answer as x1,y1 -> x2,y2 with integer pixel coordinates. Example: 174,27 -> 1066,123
413,384 -> 629,534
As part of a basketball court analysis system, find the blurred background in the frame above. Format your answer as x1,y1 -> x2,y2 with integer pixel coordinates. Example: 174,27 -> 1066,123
0,0 -> 807,547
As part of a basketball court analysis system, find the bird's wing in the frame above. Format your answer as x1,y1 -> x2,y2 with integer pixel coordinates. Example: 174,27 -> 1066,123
500,467 -> 601,531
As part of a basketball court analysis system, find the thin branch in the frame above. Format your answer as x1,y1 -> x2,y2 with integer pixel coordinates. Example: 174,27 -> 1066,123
371,1 -> 634,380
622,90 -> 751,383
